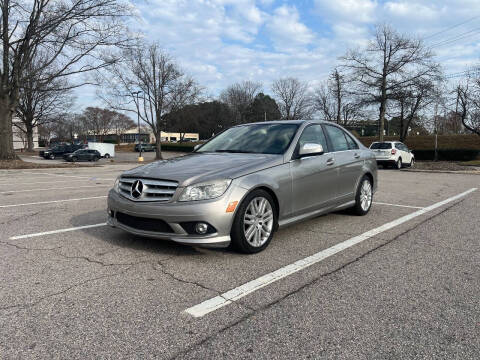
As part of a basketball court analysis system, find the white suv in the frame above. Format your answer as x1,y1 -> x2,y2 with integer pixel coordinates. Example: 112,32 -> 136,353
369,141 -> 415,169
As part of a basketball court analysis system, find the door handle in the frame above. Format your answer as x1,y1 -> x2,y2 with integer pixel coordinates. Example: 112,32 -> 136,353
326,158 -> 335,165
354,153 -> 361,159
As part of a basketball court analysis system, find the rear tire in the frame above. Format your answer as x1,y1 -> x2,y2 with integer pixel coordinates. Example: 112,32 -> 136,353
230,189 -> 277,254
49,154 -> 55,160
72,156 -> 77,162
396,158 -> 402,170
352,176 -> 373,216
409,158 -> 415,167
104,153 -> 110,159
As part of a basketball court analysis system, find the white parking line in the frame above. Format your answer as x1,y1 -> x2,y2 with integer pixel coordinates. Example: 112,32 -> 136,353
18,171 -> 116,180
373,202 -> 424,209
184,187 -> 477,318
0,185 -> 110,194
10,223 -> 107,240
0,196 -> 107,208
0,179 -> 113,186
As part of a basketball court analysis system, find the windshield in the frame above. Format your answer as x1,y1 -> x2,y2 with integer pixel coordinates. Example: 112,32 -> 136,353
370,142 -> 392,149
197,123 -> 299,155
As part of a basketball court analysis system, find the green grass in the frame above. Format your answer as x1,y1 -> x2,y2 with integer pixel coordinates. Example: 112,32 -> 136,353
459,160 -> 480,166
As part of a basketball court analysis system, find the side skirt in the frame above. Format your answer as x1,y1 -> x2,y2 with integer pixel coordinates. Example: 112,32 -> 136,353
278,200 -> 356,229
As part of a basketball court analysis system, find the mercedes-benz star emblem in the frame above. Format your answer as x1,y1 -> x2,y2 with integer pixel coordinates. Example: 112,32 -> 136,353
131,180 -> 143,199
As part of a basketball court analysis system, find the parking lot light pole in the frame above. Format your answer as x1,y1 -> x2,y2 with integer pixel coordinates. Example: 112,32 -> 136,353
133,91 -> 143,162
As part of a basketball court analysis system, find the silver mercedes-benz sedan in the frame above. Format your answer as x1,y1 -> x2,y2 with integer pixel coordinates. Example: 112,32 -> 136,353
107,120 -> 377,253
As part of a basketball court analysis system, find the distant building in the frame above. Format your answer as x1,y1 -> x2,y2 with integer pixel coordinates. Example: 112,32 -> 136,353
12,118 -> 39,150
86,127 -> 199,144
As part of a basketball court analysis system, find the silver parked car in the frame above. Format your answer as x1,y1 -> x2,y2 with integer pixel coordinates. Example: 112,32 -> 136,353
107,121 -> 377,253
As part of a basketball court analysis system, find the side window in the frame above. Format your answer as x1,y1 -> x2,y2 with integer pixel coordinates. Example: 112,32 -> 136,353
345,133 -> 359,150
297,125 -> 328,153
325,125 -> 349,152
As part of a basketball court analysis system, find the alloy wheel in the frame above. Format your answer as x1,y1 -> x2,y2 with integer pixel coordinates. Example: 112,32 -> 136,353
243,197 -> 274,248
360,180 -> 372,212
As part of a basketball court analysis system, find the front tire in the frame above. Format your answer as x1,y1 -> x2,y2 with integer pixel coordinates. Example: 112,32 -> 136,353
230,189 -> 277,254
104,153 -> 110,159
352,176 -> 373,216
49,154 -> 56,160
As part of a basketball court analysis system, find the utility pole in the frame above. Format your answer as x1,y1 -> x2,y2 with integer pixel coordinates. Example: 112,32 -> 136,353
434,101 -> 438,162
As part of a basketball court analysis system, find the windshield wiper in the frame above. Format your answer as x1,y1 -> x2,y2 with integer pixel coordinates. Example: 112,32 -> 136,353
214,150 -> 258,154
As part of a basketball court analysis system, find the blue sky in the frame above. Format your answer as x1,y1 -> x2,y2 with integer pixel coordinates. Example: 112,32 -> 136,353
76,0 -> 480,110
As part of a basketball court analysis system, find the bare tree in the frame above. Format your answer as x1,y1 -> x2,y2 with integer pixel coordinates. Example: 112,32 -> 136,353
271,77 -> 313,120
456,76 -> 480,136
15,58 -> 74,151
0,0 -> 132,160
111,112 -> 135,144
389,79 -> 438,141
341,24 -> 441,141
220,81 -> 262,124
99,42 -> 202,159
314,69 -> 364,125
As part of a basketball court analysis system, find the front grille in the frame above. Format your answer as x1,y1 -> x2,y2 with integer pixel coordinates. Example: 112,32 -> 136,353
116,212 -> 174,233
118,177 -> 178,202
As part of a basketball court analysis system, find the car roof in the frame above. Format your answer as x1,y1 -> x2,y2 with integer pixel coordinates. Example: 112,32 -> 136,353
240,120 -> 332,126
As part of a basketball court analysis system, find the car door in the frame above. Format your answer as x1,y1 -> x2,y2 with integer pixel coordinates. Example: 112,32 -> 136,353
324,125 -> 363,200
398,143 -> 411,163
290,124 -> 338,216
79,150 -> 88,161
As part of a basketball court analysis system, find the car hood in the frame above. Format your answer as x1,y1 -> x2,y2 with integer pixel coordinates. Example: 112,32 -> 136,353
121,152 -> 283,187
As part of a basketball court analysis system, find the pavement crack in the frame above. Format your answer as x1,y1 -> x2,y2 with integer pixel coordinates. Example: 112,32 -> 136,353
153,259 -> 255,313
0,240 -> 62,252
0,265 -> 133,314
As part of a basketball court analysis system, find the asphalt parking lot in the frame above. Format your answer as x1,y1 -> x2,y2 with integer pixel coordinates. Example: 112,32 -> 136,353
0,165 -> 479,359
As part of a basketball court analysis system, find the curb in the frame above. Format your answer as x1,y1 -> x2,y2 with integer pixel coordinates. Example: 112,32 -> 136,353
401,169 -> 480,175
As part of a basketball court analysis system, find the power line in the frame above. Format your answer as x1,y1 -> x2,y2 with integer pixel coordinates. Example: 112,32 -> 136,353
429,27 -> 480,48
423,15 -> 480,40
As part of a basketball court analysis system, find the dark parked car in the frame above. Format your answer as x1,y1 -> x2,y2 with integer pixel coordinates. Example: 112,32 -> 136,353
41,144 -> 84,160
63,149 -> 101,162
134,143 -> 155,152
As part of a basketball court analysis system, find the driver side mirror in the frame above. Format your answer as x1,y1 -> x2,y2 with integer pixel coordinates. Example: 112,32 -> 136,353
299,143 -> 324,158
193,144 -> 201,151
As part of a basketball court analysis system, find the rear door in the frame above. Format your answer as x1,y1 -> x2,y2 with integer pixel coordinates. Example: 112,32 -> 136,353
290,124 -> 338,216
397,143 -> 412,163
324,125 -> 363,200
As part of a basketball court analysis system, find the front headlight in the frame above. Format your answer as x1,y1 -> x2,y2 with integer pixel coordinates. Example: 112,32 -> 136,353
179,179 -> 231,202
113,177 -> 120,192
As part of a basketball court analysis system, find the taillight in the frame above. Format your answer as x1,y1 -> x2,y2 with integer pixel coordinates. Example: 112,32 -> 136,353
391,149 -> 397,155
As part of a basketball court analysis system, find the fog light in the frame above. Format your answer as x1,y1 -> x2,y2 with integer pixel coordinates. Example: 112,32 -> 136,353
195,222 -> 208,234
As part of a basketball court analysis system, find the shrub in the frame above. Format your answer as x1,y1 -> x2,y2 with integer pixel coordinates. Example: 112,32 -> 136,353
412,149 -> 480,161
160,142 -> 204,152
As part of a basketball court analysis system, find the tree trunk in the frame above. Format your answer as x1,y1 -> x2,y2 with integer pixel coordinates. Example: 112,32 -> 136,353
335,70 -> 341,124
0,97 -> 16,160
26,122 -> 35,152
155,129 -> 163,160
378,99 -> 386,142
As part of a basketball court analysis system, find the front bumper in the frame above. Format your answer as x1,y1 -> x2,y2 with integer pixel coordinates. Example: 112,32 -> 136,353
107,185 -> 248,248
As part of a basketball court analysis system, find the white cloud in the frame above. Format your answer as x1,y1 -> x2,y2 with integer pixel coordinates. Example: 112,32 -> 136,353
266,5 -> 315,51
383,1 -> 438,20
314,0 -> 377,23
74,0 -> 480,110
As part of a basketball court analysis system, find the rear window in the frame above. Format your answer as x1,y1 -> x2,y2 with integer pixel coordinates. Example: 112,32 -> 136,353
370,143 -> 392,149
